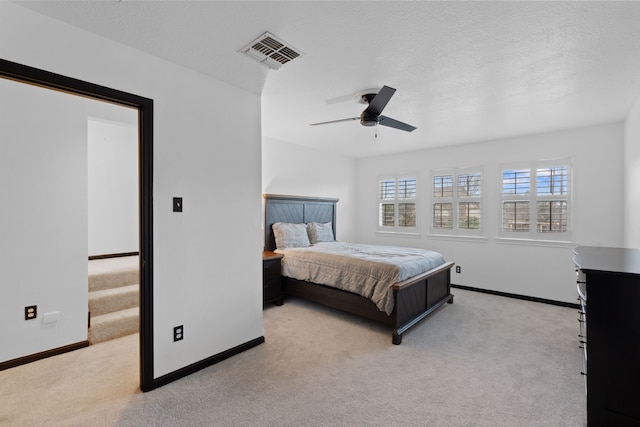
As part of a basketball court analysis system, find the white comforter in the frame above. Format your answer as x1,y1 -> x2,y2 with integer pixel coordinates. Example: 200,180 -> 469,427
275,242 -> 446,315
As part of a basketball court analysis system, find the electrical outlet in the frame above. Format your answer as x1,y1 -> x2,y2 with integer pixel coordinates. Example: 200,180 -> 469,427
174,325 -> 184,342
25,305 -> 37,320
455,266 -> 461,274
173,197 -> 183,212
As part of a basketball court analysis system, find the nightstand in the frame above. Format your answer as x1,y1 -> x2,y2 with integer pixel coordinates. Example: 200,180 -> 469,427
262,251 -> 284,306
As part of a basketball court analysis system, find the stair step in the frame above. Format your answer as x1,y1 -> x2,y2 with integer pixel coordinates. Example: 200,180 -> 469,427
89,307 -> 139,345
89,284 -> 139,317
88,256 -> 139,292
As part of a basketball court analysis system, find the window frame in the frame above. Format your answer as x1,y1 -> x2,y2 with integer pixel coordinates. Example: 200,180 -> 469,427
499,159 -> 572,242
430,167 -> 484,237
377,174 -> 419,234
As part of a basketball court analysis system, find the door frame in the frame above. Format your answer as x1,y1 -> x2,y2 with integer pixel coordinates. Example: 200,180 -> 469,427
0,58 -> 155,391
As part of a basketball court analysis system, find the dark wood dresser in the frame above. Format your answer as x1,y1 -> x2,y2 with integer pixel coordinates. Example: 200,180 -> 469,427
573,246 -> 640,426
262,251 -> 284,306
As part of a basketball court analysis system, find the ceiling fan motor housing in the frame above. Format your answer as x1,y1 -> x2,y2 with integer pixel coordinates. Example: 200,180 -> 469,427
360,109 -> 379,126
360,93 -> 377,104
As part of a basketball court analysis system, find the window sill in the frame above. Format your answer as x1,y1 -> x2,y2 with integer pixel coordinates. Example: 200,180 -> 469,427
427,234 -> 489,243
495,237 -> 577,248
375,231 -> 422,239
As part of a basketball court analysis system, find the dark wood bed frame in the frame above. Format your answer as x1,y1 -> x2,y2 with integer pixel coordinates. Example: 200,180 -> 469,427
264,194 -> 454,344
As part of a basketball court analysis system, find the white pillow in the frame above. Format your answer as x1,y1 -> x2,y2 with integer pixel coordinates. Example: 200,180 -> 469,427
272,222 -> 310,249
307,222 -> 335,244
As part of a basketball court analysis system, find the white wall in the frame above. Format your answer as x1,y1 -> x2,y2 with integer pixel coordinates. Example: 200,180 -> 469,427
0,78 -> 89,361
0,80 -> 140,362
356,123 -> 625,303
262,137 -> 358,242
88,116 -> 139,257
1,2 -> 264,378
624,94 -> 640,248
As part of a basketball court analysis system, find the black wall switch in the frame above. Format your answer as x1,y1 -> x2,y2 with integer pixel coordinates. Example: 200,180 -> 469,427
173,197 -> 183,212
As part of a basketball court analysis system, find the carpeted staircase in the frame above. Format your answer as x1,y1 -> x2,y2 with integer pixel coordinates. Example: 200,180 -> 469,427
88,256 -> 139,345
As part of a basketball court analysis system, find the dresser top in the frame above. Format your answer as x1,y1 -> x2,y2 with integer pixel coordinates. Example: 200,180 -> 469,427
574,246 -> 640,276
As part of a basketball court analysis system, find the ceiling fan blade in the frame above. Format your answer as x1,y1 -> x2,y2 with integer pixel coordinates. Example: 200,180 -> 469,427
378,115 -> 417,132
324,94 -> 355,104
366,85 -> 396,115
309,117 -> 359,126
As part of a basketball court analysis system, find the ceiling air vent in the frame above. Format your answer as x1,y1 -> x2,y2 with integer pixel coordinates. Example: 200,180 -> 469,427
239,32 -> 303,70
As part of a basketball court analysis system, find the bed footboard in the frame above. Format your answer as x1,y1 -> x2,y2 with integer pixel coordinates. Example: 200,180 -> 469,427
282,261 -> 454,344
391,261 -> 454,344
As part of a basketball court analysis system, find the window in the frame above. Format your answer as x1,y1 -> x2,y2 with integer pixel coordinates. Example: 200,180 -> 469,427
378,176 -> 417,232
431,168 -> 482,235
432,175 -> 453,229
500,161 -> 570,240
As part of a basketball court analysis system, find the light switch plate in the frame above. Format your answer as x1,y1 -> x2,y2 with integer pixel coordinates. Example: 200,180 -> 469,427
173,197 -> 183,212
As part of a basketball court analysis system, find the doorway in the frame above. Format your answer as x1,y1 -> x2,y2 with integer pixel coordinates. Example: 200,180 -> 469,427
0,59 -> 154,391
87,115 -> 140,345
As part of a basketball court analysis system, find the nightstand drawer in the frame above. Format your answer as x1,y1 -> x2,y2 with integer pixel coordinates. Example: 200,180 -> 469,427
263,278 -> 280,300
263,259 -> 281,281
263,275 -> 280,287
262,251 -> 284,306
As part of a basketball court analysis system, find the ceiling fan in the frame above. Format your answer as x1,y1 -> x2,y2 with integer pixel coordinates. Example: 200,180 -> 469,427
310,85 -> 417,133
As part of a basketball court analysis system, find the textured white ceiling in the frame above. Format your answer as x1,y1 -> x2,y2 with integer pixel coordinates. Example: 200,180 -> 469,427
19,1 -> 640,158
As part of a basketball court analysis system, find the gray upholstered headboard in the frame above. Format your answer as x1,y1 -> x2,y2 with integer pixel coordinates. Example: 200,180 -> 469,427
264,194 -> 339,251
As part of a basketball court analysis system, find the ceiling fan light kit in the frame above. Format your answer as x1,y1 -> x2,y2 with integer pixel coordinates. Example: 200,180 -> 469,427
310,85 -> 417,132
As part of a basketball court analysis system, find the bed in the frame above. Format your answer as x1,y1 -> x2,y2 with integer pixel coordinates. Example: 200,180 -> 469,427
264,194 -> 454,344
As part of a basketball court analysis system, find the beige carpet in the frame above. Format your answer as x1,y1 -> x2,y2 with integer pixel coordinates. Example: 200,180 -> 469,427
88,256 -> 139,344
88,256 -> 139,292
0,289 -> 586,426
